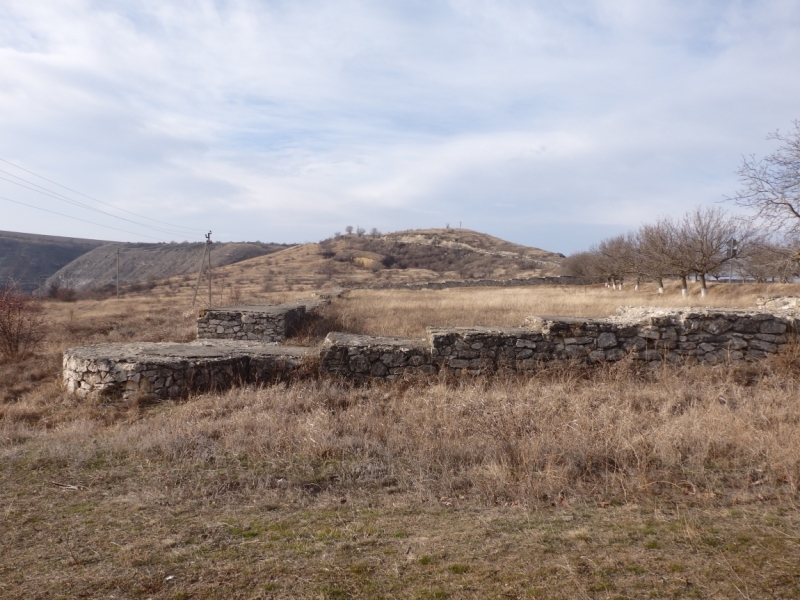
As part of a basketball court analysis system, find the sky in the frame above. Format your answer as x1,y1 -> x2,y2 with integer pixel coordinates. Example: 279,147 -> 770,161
1,1 -> 799,254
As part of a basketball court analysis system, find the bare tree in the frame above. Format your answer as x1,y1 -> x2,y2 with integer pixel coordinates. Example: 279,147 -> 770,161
638,217 -> 697,296
637,222 -> 674,293
730,121 -> 800,236
561,251 -> 601,278
597,234 -> 646,290
345,226 -> 354,235
740,237 -> 799,283
678,207 -> 756,296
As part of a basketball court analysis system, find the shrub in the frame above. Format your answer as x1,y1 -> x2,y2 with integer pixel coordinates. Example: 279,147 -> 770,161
0,284 -> 46,361
55,287 -> 77,302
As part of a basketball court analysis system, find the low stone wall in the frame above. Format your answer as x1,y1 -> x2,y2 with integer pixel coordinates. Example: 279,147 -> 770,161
63,340 -> 311,400
319,308 -> 798,379
65,302 -> 800,398
320,332 -> 435,379
356,276 -> 598,291
197,298 -> 325,342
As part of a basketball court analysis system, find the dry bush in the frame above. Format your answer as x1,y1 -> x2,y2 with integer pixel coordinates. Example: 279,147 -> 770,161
0,284 -> 46,360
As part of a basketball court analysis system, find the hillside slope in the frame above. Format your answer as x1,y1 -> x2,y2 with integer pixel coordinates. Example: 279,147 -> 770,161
144,228 -> 566,300
47,241 -> 294,291
0,230 -> 110,293
321,228 -> 563,278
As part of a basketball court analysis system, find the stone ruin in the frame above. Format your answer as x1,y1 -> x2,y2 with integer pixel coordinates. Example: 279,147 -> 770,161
64,298 -> 323,401
320,307 -> 797,379
64,340 -> 311,401
197,298 -> 326,342
64,295 -> 800,400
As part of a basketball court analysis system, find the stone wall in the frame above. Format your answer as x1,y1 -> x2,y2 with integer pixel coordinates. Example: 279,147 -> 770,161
355,275 -> 597,291
196,298 -> 325,342
64,340 -> 310,400
320,332 -> 435,380
65,301 -> 800,400
319,307 -> 798,379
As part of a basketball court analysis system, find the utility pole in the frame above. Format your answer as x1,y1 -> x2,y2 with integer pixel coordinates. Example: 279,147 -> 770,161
116,247 -> 121,299
727,238 -> 738,284
192,231 -> 212,311
207,231 -> 212,307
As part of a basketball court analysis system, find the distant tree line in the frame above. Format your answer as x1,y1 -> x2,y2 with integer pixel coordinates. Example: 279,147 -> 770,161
563,207 -> 799,295
564,121 -> 800,295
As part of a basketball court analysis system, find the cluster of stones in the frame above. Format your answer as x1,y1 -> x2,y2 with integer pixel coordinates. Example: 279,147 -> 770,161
320,307 -> 798,379
63,340 -> 311,401
196,298 -> 325,342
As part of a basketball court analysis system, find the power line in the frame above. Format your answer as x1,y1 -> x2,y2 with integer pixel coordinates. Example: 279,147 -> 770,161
0,172 -> 199,238
0,195 -> 168,242
0,157 -> 205,235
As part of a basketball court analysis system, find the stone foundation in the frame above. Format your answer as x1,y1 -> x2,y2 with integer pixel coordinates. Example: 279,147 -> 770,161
320,332 -> 435,379
319,307 -> 798,379
196,298 -> 325,342
63,340 -> 311,400
65,302 -> 800,398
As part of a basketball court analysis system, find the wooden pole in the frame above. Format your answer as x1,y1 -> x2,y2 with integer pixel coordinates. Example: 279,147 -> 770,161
207,233 -> 212,307
116,248 -> 120,299
192,239 -> 209,311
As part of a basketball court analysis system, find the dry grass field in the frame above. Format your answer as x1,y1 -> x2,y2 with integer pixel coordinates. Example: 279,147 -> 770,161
2,283 -> 800,598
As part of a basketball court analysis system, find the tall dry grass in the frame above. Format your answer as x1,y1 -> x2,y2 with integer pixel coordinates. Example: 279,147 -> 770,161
335,281 -> 800,337
3,282 -> 800,507
4,354 -> 800,507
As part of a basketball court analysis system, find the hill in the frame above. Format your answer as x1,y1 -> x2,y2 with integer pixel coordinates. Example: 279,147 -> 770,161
0,230 -> 110,293
321,228 -> 563,278
138,228 -> 566,302
46,241 -> 294,292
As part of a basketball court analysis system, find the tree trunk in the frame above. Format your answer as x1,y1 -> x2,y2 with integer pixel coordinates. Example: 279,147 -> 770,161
699,273 -> 707,297
680,275 -> 688,297
657,277 -> 664,294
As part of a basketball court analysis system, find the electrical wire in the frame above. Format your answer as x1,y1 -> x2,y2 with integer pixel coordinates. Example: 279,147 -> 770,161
0,172 -> 200,238
0,157 -> 205,235
0,195 -> 169,242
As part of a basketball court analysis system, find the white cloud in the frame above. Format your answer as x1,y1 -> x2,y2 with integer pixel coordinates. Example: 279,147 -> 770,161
0,0 -> 799,253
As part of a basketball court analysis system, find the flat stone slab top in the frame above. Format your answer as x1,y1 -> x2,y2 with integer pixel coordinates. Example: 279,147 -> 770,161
64,340 -> 312,401
324,331 -> 429,349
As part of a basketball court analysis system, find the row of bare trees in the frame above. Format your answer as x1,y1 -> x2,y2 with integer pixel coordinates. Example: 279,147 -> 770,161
563,207 -> 799,295
565,121 -> 800,295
